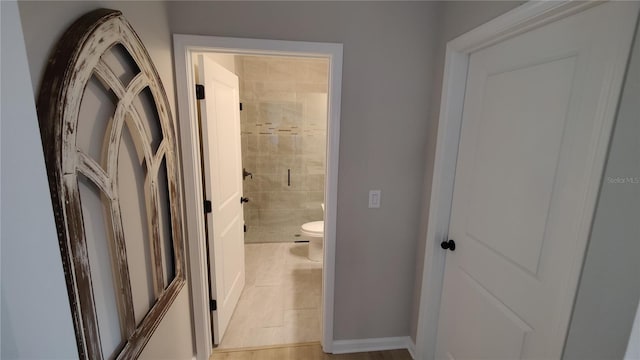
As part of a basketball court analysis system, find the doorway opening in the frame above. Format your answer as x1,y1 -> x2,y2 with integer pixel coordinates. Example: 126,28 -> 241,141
173,36 -> 343,360
196,53 -> 328,349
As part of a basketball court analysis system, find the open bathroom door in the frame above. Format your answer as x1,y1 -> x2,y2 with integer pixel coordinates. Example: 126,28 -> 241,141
197,54 -> 246,345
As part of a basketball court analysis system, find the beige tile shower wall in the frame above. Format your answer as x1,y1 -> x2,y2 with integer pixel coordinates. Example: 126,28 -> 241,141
238,56 -> 328,243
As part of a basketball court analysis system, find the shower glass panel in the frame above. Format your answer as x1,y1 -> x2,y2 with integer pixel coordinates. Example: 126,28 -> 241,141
237,55 -> 328,243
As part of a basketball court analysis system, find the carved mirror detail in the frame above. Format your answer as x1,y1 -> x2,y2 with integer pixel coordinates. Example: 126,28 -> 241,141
37,9 -> 185,360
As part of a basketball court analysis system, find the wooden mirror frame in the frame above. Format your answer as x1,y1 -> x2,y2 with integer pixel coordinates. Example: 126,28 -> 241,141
37,9 -> 185,360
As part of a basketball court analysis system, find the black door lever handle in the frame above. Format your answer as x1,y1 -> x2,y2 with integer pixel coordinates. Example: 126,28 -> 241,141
441,239 -> 456,251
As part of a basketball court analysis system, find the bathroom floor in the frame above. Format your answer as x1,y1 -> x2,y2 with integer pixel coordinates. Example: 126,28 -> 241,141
211,343 -> 412,360
216,242 -> 323,349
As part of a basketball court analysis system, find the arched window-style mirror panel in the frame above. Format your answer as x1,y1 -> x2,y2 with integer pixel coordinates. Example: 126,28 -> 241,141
36,9 -> 185,360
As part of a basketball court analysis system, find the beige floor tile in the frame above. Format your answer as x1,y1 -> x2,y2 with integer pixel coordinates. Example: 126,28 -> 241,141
245,326 -> 285,348
283,309 -> 321,343
284,286 -> 321,310
211,351 -> 253,360
211,343 -> 413,360
218,242 -> 322,350
247,244 -> 288,286
218,321 -> 248,349
235,286 -> 284,328
255,261 -> 285,286
284,243 -> 311,264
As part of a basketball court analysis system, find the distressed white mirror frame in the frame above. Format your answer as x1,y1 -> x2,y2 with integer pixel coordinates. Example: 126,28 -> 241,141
36,9 -> 185,360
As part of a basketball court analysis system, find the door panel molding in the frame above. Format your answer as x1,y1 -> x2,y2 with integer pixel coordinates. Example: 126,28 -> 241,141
197,54 -> 245,344
415,1 -> 639,359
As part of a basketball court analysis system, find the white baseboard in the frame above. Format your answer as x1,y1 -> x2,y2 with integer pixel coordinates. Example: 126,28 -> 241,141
332,336 -> 415,358
407,338 -> 416,359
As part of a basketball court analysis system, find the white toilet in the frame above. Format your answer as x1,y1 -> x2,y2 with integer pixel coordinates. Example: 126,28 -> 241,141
301,221 -> 323,262
301,204 -> 324,262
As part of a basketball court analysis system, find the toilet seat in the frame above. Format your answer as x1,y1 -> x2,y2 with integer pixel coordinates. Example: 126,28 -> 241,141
301,221 -> 324,237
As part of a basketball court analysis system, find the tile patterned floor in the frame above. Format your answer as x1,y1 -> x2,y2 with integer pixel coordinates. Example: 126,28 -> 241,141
217,243 -> 323,349
211,342 -> 412,360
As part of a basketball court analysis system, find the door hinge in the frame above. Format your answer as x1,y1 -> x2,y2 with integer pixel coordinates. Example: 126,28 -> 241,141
244,224 -> 247,233
195,84 -> 205,100
204,200 -> 212,214
209,299 -> 217,311
239,102 -> 243,111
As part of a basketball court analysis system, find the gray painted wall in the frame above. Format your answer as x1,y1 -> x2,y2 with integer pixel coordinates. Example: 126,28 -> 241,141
1,2 -> 78,357
168,1 -> 440,340
15,1 -> 194,359
7,0 -> 638,355
563,18 -> 640,360
410,1 -> 524,341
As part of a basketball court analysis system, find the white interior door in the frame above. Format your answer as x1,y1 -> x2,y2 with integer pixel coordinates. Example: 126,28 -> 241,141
436,3 -> 639,360
197,54 -> 245,345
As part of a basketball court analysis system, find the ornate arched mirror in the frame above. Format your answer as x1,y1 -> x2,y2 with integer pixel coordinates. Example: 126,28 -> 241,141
37,9 -> 185,360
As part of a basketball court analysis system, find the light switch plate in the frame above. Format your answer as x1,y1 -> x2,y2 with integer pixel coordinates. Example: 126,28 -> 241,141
369,190 -> 381,208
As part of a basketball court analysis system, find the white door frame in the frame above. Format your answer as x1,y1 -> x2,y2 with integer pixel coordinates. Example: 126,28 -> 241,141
173,35 -> 343,360
414,1 -> 635,359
